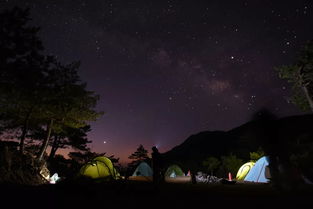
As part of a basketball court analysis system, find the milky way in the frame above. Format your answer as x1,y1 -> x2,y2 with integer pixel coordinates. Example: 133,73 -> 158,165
1,0 -> 313,163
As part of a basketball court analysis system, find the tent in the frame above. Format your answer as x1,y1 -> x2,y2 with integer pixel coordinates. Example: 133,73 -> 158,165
164,165 -> 191,183
132,162 -> 153,177
236,162 -> 255,180
80,156 -> 119,180
244,156 -> 270,183
165,164 -> 185,178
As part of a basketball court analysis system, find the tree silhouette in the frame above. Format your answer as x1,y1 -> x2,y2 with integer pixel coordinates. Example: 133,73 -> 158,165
128,144 -> 149,168
249,147 -> 265,162
0,7 -> 46,153
47,125 -> 92,160
202,156 -> 220,176
0,7 -> 103,161
37,60 -> 103,161
275,40 -> 313,112
68,150 -> 119,167
221,154 -> 243,178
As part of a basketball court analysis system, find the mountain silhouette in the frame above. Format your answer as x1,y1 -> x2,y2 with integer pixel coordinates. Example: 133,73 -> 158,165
162,113 -> 313,171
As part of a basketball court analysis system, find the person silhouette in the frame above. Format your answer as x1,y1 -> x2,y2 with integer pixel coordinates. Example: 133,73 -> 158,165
152,146 -> 162,184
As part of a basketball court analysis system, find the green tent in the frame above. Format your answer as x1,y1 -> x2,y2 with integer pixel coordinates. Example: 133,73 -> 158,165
236,162 -> 255,180
165,164 -> 184,178
80,156 -> 119,180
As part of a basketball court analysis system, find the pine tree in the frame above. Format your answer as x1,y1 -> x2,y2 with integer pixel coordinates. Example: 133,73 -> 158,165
48,125 -> 92,160
37,60 -> 103,161
128,144 -> 149,168
0,7 -> 46,153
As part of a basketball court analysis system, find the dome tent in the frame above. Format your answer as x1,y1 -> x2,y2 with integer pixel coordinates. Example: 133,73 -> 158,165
80,156 -> 119,180
165,164 -> 184,178
236,162 -> 255,180
132,162 -> 153,177
244,156 -> 270,183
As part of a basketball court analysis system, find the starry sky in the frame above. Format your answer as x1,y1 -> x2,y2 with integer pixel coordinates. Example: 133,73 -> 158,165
1,0 -> 313,164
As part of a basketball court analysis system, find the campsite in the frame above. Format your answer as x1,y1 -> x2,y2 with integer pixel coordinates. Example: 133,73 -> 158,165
2,144 -> 313,208
1,1 -> 313,208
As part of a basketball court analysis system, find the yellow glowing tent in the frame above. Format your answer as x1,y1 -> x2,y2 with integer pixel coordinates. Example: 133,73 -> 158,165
236,162 -> 255,180
80,156 -> 120,180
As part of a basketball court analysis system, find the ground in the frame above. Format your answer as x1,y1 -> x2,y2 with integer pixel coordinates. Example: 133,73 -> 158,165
1,180 -> 313,209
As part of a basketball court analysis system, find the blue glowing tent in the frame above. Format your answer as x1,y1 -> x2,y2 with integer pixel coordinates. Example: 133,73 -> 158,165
244,156 -> 270,183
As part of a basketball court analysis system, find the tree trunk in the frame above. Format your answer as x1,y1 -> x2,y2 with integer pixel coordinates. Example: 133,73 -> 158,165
302,85 -> 313,112
299,65 -> 313,112
38,119 -> 54,161
19,107 -> 33,154
48,135 -> 59,160
19,123 -> 28,154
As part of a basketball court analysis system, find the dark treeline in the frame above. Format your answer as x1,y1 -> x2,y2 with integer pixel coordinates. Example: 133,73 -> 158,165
0,7 -> 106,181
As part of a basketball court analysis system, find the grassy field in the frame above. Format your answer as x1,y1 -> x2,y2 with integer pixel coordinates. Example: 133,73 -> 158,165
1,180 -> 313,209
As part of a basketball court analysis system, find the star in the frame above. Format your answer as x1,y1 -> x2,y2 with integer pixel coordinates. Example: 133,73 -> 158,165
2,0 -> 309,164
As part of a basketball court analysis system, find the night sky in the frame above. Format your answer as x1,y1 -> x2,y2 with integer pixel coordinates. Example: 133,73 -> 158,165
1,0 -> 313,164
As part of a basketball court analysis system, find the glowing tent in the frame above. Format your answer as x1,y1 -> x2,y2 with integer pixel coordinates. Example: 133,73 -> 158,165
244,156 -> 270,183
236,162 -> 255,180
132,162 -> 153,177
128,162 -> 153,181
80,156 -> 119,180
165,165 -> 185,178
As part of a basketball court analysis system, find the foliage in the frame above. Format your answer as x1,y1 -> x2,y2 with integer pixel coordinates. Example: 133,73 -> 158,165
128,144 -> 149,161
275,40 -> 313,112
45,125 -> 92,159
202,156 -> 220,176
0,7 -> 103,160
0,7 -> 47,153
128,144 -> 149,169
220,154 -> 243,177
249,147 -> 265,162
47,154 -> 72,178
0,143 -> 47,185
36,59 -> 103,161
48,150 -> 120,178
68,150 -> 106,165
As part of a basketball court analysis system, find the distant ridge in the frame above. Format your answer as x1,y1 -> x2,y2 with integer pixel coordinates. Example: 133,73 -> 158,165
162,114 -> 313,170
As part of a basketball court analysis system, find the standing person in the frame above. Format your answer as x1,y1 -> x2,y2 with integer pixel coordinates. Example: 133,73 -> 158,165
152,146 -> 162,184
